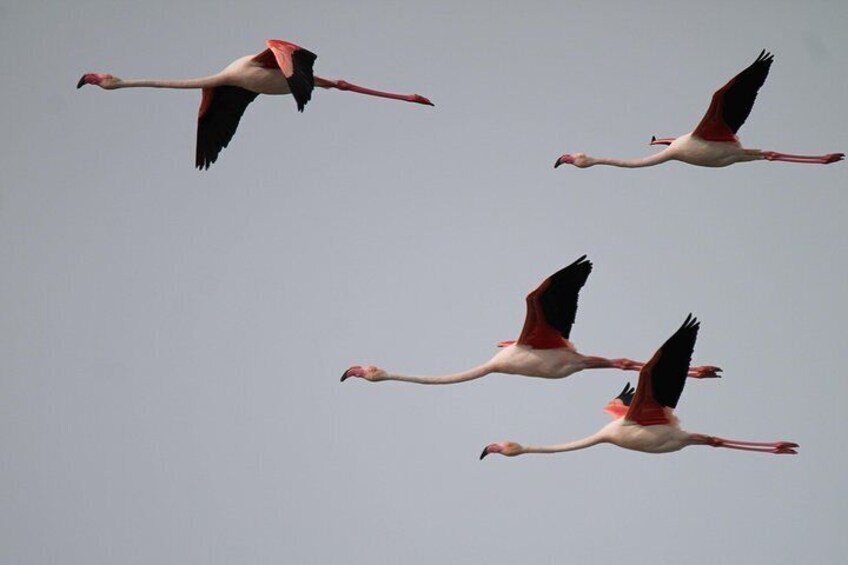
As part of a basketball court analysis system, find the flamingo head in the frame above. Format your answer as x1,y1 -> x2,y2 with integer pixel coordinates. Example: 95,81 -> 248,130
480,441 -> 523,459
340,365 -> 388,382
554,153 -> 590,168
77,73 -> 119,89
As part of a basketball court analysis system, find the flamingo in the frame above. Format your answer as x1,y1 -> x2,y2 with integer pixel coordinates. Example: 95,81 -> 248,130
77,39 -> 434,169
480,315 -> 798,460
554,51 -> 844,169
341,256 -> 720,385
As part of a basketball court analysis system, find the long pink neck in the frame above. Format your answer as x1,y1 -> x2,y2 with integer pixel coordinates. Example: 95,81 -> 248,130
520,433 -> 607,455
588,150 -> 674,168
112,75 -> 225,89
383,363 -> 494,385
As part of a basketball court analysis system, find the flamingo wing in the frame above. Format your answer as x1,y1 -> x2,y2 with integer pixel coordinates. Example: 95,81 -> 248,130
603,382 -> 635,420
253,39 -> 317,112
196,86 -> 260,170
625,315 -> 699,426
693,50 -> 774,142
516,255 -> 592,349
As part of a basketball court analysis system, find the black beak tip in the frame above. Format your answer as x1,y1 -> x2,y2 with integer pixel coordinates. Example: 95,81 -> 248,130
553,159 -> 562,169
479,448 -> 489,460
340,371 -> 349,382
651,135 -> 656,143
76,77 -> 86,89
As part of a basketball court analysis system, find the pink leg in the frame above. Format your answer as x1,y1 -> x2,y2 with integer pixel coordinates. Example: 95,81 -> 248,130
762,151 -> 844,164
585,358 -> 721,378
582,357 -> 643,371
689,434 -> 798,454
688,365 -> 722,379
611,358 -> 643,371
715,444 -> 797,454
712,438 -> 799,448
315,76 -> 433,106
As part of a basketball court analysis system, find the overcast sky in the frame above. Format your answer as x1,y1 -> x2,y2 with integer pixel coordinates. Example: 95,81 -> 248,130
2,1 -> 846,563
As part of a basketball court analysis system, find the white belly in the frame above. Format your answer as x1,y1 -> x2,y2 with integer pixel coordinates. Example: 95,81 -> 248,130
608,420 -> 689,453
222,56 -> 291,95
491,344 -> 586,378
670,134 -> 749,167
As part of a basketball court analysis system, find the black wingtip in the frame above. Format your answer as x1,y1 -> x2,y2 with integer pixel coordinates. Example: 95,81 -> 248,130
550,254 -> 593,282
287,48 -> 316,114
567,254 -> 590,267
616,382 -> 635,405
681,313 -> 699,330
756,49 -> 774,65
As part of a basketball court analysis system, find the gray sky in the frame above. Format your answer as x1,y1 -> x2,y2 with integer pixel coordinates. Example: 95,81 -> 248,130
2,1 -> 846,563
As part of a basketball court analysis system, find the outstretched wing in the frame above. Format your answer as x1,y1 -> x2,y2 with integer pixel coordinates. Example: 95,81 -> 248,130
693,50 -> 774,142
253,39 -> 317,112
625,315 -> 699,426
516,256 -> 592,349
603,382 -> 635,420
196,86 -> 260,170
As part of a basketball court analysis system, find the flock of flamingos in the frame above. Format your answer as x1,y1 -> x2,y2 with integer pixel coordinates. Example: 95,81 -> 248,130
79,40 -> 844,460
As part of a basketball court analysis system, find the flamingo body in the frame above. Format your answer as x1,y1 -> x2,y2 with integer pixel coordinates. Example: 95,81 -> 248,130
602,419 -> 689,454
219,55 -> 292,95
489,343 -> 590,379
661,134 -> 760,168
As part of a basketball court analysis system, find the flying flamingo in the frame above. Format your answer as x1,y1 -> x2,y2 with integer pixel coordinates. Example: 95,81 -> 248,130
77,39 -> 434,169
554,51 -> 843,169
480,315 -> 798,460
341,256 -> 720,385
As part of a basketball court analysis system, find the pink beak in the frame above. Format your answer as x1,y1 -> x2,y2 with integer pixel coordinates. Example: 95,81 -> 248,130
554,155 -> 574,168
340,366 -> 365,382
76,73 -> 101,89
479,443 -> 503,460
